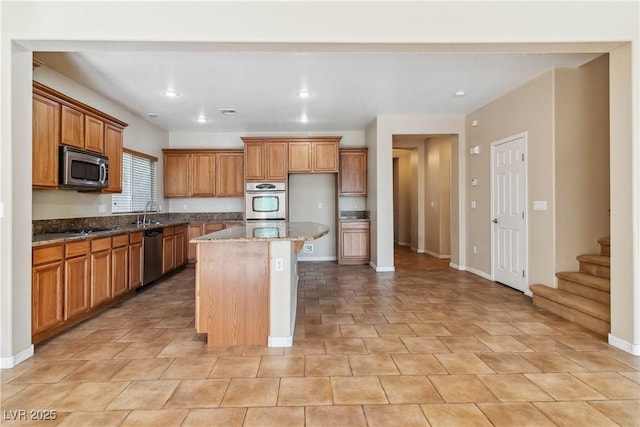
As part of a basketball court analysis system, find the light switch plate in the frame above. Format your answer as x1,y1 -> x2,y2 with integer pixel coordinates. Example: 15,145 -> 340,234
533,200 -> 548,211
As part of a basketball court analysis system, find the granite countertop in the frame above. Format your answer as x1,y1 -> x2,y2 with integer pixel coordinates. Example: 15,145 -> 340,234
339,210 -> 370,220
192,221 -> 329,243
32,220 -> 190,247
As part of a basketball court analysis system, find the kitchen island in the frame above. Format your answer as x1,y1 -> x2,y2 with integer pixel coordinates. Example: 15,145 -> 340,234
191,221 -> 329,347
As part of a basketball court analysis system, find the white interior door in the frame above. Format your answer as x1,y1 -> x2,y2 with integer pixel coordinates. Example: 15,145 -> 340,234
492,134 -> 527,292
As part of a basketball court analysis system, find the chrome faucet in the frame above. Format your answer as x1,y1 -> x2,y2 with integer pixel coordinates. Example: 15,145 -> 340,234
142,201 -> 159,225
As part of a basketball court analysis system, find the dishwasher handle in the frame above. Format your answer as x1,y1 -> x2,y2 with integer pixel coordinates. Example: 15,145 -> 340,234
144,229 -> 163,237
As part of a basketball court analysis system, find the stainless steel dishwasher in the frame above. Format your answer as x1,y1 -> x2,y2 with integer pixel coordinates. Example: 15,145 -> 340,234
143,228 -> 163,285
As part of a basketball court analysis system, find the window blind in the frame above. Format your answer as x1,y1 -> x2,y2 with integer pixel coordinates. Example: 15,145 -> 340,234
112,151 -> 157,213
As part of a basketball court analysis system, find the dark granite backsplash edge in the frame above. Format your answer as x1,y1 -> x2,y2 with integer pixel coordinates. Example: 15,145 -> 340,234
33,212 -> 244,235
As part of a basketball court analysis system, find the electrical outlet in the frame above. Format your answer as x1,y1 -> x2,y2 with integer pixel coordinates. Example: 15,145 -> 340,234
227,203 -> 232,210
182,204 -> 188,211
318,202 -> 323,209
473,245 -> 477,254
275,258 -> 284,271
303,243 -> 314,254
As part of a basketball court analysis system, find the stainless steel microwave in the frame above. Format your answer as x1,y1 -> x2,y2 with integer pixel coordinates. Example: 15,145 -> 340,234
59,145 -> 109,190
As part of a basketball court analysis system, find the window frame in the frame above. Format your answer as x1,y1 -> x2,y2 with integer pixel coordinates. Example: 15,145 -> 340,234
112,148 -> 158,214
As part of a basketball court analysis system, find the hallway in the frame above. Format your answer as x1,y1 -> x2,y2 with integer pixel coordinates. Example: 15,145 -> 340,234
1,248 -> 639,426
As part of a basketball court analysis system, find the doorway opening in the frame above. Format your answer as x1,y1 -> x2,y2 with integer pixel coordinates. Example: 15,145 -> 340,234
392,135 -> 454,261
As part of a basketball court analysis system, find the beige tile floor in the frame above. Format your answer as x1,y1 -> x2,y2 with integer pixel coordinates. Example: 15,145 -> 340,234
2,246 -> 639,426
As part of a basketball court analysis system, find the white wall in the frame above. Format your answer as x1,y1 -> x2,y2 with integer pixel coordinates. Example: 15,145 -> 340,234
289,174 -> 336,261
1,1 -> 638,364
466,73 -> 555,288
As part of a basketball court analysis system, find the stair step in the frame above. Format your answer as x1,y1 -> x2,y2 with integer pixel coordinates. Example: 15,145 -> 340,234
577,254 -> 610,279
530,284 -> 610,321
556,272 -> 610,304
556,272 -> 610,292
530,284 -> 610,336
577,254 -> 610,267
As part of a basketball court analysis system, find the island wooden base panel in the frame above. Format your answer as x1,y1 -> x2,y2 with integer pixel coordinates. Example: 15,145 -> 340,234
196,242 -> 269,346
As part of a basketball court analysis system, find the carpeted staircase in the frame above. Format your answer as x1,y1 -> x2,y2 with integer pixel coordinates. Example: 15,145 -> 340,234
530,237 -> 610,336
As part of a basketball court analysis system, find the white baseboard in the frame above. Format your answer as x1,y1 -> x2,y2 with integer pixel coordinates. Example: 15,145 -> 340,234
1,345 -> 34,369
297,256 -> 336,262
369,261 -> 395,272
454,264 -> 492,281
424,249 -> 451,259
608,333 -> 640,355
397,241 -> 410,247
449,262 -> 463,270
268,336 -> 293,347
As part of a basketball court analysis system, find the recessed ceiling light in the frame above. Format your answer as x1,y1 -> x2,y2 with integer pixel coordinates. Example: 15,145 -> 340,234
299,116 -> 309,123
454,90 -> 466,97
297,91 -> 311,98
147,113 -> 159,118
220,108 -> 237,115
164,90 -> 180,98
195,116 -> 208,123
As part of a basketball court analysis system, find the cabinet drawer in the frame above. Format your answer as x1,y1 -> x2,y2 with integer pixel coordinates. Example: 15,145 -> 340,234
340,221 -> 370,230
112,234 -> 129,248
33,244 -> 64,265
174,225 -> 185,234
163,226 -> 175,237
91,237 -> 111,252
129,231 -> 143,244
65,240 -> 90,258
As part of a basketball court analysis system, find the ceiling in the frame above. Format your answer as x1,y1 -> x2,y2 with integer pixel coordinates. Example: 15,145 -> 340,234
35,49 -> 602,133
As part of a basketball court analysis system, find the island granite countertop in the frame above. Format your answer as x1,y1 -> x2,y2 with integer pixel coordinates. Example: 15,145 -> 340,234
192,221 -> 329,243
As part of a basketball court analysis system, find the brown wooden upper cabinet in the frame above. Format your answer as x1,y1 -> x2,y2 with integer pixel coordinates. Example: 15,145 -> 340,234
216,151 -> 245,196
288,138 -> 340,173
339,148 -> 367,196
163,149 -> 244,198
60,105 -> 85,149
103,125 -> 123,193
84,115 -> 105,154
242,136 -> 340,178
32,82 -> 128,190
242,139 -> 288,181
32,93 -> 60,189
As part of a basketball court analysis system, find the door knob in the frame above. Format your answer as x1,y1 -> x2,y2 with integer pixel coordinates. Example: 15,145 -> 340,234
492,218 -> 498,224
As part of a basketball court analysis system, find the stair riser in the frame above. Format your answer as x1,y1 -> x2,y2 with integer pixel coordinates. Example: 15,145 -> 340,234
557,279 -> 610,304
579,262 -> 610,279
532,294 -> 609,336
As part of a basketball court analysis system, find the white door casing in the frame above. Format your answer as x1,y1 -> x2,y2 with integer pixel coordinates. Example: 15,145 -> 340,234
491,133 -> 527,293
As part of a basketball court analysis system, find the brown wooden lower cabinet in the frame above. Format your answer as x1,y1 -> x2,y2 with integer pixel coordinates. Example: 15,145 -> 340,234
129,232 -> 143,290
111,234 -> 129,297
31,225 -> 190,343
338,220 -> 370,265
91,246 -> 112,307
63,240 -> 90,321
175,230 -> 186,268
32,245 -> 64,336
162,226 -> 176,274
188,222 -> 228,264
